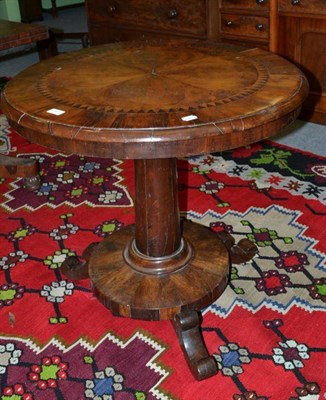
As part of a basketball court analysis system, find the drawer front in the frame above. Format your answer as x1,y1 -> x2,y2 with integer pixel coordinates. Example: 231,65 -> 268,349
221,0 -> 270,11
87,0 -> 207,37
221,14 -> 269,39
278,0 -> 326,14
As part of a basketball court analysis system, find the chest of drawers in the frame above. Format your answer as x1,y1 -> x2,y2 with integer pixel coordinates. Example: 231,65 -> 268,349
86,0 -> 276,47
86,0 -> 209,44
218,0 -> 275,50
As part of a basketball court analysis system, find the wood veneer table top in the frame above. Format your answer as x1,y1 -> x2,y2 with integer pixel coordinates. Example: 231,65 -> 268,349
1,40 -> 308,159
0,19 -> 48,51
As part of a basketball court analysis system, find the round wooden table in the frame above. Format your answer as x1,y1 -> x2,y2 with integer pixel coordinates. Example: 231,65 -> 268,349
1,40 -> 308,380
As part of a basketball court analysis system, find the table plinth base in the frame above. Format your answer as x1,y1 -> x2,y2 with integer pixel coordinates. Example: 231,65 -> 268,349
87,220 -> 229,380
89,221 -> 229,320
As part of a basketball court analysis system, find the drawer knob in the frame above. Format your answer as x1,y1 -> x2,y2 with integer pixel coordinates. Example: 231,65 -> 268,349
168,9 -> 178,19
226,20 -> 233,26
256,23 -> 264,31
291,0 -> 300,5
107,4 -> 117,14
256,0 -> 265,4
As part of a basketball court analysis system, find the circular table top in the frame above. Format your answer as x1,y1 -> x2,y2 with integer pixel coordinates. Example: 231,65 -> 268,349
1,40 -> 308,159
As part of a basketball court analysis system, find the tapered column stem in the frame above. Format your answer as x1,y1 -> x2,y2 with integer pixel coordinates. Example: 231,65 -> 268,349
134,158 -> 181,257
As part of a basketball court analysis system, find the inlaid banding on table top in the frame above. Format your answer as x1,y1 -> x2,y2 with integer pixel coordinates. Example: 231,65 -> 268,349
36,46 -> 269,114
1,40 -> 309,160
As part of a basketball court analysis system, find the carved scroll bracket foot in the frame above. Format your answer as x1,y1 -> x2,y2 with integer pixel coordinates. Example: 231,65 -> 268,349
173,310 -> 218,381
23,175 -> 41,191
61,242 -> 99,280
216,231 -> 258,264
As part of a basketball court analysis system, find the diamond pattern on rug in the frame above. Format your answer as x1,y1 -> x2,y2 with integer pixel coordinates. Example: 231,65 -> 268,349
185,206 -> 326,316
161,307 -> 326,400
1,153 -> 133,212
0,332 -> 169,400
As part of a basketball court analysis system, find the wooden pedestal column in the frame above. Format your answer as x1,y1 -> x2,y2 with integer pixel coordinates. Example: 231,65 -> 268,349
134,158 -> 181,258
88,158 -> 230,380
125,159 -> 193,275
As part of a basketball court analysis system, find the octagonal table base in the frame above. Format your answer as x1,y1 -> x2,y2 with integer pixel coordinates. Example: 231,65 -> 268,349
89,220 -> 229,380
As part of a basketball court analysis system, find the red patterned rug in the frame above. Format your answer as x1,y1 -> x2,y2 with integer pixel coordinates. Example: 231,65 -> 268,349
0,109 -> 325,400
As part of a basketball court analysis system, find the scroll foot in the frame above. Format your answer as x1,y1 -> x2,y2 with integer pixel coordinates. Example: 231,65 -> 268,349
23,175 -> 41,191
173,310 -> 218,381
61,242 -> 99,280
216,231 -> 258,264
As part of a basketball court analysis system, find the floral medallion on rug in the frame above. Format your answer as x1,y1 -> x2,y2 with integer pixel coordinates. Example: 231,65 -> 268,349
0,110 -> 325,400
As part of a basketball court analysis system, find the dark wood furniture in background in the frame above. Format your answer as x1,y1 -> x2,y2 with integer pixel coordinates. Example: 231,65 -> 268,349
18,0 -> 43,22
0,19 -> 48,51
1,40 -> 308,380
85,0 -> 326,124
218,0 -> 278,51
277,0 -> 326,125
85,1 -> 277,58
86,0 -> 212,44
0,19 -> 50,190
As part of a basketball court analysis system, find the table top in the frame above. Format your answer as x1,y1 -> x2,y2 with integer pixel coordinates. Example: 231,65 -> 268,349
1,40 -> 308,159
0,20 -> 48,51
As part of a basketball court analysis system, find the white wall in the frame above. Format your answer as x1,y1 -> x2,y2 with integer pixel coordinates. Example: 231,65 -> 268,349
0,0 -> 21,21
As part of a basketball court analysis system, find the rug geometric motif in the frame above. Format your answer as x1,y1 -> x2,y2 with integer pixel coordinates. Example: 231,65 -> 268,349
2,307 -> 326,400
188,142 -> 326,204
0,209 -> 132,325
1,152 -> 133,212
185,206 -> 326,316
0,332 -> 168,400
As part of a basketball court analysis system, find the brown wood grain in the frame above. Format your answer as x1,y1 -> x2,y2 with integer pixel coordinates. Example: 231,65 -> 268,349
277,15 -> 326,124
278,0 -> 326,16
220,0 -> 271,11
220,13 -> 269,39
0,19 -> 48,51
89,221 -> 229,321
1,41 -> 308,159
134,159 -> 181,257
86,0 -> 207,44
86,0 -> 275,49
